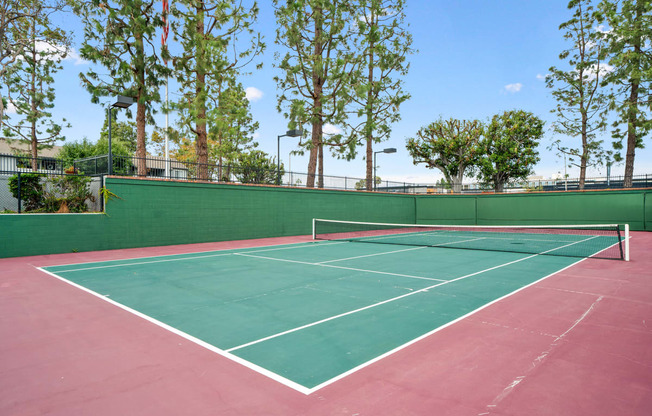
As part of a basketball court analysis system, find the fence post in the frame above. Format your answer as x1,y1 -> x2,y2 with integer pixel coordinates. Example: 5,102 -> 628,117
100,175 -> 104,212
17,172 -> 21,213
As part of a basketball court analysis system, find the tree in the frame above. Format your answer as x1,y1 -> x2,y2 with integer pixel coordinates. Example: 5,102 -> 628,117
547,0 -> 610,190
73,0 -> 169,176
274,0 -> 357,188
478,110 -> 544,193
99,110 -> 138,153
1,0 -> 70,169
207,80 -> 260,179
170,0 -> 263,180
234,150 -> 281,184
57,138 -> 97,167
354,176 -> 381,190
406,118 -> 483,193
597,0 -> 652,188
349,0 -> 413,191
0,0 -> 68,126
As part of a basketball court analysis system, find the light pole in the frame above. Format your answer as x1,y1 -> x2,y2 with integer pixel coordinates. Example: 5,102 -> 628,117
277,129 -> 302,185
108,95 -> 134,175
373,147 -> 397,191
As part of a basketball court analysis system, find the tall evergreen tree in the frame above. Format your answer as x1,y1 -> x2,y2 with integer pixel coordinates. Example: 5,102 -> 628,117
350,0 -> 413,190
170,0 -> 263,180
598,0 -> 652,187
73,0 -> 170,176
0,0 -> 68,126
547,0 -> 610,190
274,0 -> 357,188
1,0 -> 70,169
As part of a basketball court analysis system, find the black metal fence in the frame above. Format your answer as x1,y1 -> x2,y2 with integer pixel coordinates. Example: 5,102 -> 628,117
72,154 -> 418,191
2,153 -> 652,214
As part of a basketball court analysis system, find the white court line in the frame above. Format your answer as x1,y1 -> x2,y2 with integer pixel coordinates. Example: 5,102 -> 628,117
317,246 -> 427,264
226,252 -> 543,354
319,237 -> 489,264
226,235 -> 600,355
47,241 -> 347,273
37,233 -> 605,396
359,230 -> 594,245
36,267 -> 313,395
233,253 -> 446,282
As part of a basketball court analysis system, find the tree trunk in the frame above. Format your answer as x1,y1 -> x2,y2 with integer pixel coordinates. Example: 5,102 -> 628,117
307,121 -> 320,188
306,5 -> 323,189
29,20 -> 38,171
365,28 -> 375,191
136,101 -> 147,177
365,136 -> 373,191
135,32 -> 147,177
623,4 -> 642,188
318,142 -> 324,188
195,8 -> 208,181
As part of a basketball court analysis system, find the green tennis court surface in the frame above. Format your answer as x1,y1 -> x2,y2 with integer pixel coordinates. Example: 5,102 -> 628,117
41,232 -> 622,393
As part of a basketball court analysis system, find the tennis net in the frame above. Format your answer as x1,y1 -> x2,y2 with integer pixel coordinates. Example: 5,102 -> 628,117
313,219 -> 630,261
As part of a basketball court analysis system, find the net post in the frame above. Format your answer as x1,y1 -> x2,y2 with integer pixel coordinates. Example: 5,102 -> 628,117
312,218 -> 316,240
625,223 -> 630,261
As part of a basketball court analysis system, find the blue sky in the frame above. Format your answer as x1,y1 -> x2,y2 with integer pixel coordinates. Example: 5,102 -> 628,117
23,0 -> 652,184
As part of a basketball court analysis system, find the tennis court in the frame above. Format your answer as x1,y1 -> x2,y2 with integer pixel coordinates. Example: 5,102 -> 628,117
38,220 -> 630,394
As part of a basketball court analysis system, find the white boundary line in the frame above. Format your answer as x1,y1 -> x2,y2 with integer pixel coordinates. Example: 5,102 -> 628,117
34,233 -> 609,396
233,253 -> 446,282
306,255 -> 593,393
36,267 -> 313,395
317,246 -> 426,263
46,241 -> 347,272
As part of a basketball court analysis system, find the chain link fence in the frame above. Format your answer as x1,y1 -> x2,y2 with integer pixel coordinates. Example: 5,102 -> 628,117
0,171 -> 103,213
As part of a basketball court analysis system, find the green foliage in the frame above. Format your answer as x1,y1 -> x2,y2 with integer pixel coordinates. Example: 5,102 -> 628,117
406,118 -> 484,192
349,0 -> 413,188
57,138 -> 98,168
73,0 -> 170,175
169,0 -> 264,180
99,186 -> 120,202
354,176 -> 381,190
8,173 -> 44,211
41,175 -> 94,213
234,150 -> 281,185
1,0 -> 71,162
274,0 -> 357,187
546,0 -> 610,189
8,172 -> 94,212
99,110 -> 138,153
596,0 -> 652,186
478,110 -> 544,193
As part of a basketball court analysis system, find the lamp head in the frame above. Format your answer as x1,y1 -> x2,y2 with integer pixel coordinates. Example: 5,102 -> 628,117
112,95 -> 135,108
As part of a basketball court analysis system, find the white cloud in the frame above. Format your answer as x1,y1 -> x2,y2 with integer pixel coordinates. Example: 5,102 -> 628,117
504,83 -> 523,93
323,123 -> 342,135
245,87 -> 263,102
5,101 -> 17,114
536,74 -> 547,81
63,48 -> 88,65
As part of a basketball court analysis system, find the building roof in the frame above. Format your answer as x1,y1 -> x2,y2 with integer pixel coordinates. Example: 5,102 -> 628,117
0,139 -> 62,158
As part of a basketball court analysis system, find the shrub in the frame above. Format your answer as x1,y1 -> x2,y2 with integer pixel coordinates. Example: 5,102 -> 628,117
8,173 -> 45,211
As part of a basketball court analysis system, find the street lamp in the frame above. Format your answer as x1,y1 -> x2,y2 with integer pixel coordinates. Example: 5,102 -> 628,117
373,148 -> 397,191
108,95 -> 134,175
277,129 -> 302,185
